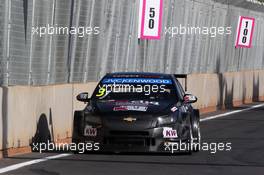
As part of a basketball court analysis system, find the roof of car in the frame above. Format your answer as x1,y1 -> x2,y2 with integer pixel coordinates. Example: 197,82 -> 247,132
106,72 -> 172,78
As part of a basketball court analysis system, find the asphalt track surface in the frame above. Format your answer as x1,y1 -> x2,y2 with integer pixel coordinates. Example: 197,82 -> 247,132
1,103 -> 264,175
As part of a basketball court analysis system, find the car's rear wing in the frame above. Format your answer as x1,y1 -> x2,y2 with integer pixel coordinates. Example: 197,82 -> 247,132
174,74 -> 187,91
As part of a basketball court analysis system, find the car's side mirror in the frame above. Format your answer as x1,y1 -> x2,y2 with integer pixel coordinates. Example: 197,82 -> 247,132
76,92 -> 90,103
183,93 -> 197,103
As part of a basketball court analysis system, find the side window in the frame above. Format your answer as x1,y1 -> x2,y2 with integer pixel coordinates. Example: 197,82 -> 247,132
174,79 -> 185,97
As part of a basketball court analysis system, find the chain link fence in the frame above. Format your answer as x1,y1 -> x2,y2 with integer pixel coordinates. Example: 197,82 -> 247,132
0,0 -> 264,86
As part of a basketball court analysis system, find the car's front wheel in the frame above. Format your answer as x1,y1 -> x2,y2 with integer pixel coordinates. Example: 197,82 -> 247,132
191,110 -> 201,152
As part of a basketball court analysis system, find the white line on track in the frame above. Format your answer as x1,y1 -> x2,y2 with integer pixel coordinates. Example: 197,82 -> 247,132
0,103 -> 264,174
0,153 -> 71,174
200,103 -> 264,122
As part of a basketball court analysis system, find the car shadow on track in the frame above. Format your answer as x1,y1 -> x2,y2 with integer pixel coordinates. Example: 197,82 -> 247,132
6,153 -> 264,168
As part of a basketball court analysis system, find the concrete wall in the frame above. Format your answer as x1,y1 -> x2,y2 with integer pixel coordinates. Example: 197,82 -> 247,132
5,85 -> 70,148
0,82 -> 99,152
0,70 -> 264,153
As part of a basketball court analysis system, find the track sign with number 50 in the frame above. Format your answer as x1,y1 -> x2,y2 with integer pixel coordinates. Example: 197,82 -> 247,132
139,0 -> 163,40
235,16 -> 255,48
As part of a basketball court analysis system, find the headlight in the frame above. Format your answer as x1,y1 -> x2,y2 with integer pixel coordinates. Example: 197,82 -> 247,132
156,115 -> 175,127
84,114 -> 102,127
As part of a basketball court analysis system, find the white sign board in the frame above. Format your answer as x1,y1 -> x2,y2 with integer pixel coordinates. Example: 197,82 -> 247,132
235,16 -> 255,48
138,0 -> 163,40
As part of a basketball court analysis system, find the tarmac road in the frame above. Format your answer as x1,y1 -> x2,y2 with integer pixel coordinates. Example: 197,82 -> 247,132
0,103 -> 264,175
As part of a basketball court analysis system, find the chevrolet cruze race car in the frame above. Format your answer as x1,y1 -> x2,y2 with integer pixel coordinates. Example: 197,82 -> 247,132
72,72 -> 201,153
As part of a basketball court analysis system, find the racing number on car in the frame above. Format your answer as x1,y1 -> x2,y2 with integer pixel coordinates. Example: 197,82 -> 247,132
235,16 -> 255,48
139,0 -> 163,39
96,86 -> 106,97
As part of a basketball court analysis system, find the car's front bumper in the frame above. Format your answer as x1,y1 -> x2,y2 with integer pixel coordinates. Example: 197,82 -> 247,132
73,125 -> 191,153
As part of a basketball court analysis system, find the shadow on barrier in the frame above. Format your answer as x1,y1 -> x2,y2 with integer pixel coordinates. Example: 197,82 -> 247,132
253,73 -> 260,102
31,113 -> 51,149
30,109 -> 66,154
216,58 -> 235,110
215,59 -> 263,110
225,77 -> 234,109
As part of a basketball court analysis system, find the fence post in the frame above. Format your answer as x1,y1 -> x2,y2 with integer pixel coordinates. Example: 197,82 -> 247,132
28,0 -> 35,85
3,0 -> 12,86
83,0 -> 95,82
47,0 -> 56,84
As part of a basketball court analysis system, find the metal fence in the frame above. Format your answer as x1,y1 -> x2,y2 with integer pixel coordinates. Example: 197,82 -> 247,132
0,0 -> 264,86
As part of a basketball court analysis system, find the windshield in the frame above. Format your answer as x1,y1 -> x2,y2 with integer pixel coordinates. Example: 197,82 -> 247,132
92,77 -> 178,101
91,76 -> 179,114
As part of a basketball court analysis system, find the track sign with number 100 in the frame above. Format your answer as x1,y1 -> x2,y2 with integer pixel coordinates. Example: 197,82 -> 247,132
139,0 -> 163,40
235,16 -> 255,48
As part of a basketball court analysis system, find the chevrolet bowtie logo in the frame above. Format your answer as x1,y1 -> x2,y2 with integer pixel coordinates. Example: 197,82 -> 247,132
123,117 -> 137,122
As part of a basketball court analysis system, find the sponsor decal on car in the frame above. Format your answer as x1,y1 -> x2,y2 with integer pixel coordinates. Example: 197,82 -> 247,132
170,106 -> 178,112
163,127 -> 178,138
113,106 -> 129,111
115,100 -> 158,106
113,105 -> 148,112
84,125 -> 97,137
102,78 -> 172,84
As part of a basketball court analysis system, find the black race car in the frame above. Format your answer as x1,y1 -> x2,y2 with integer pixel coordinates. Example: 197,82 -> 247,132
72,72 -> 201,153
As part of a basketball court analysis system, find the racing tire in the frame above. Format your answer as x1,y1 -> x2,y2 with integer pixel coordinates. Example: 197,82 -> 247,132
190,109 -> 201,152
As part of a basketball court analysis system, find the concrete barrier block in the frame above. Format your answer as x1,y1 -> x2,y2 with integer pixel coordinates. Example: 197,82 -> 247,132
52,84 -> 73,142
187,73 -> 220,110
223,71 -> 254,105
6,86 -> 40,148
223,72 -> 239,105
34,86 -> 55,144
4,84 -> 75,148
243,71 -> 254,103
